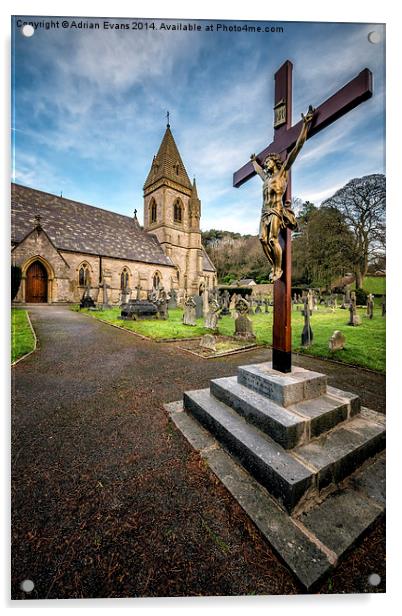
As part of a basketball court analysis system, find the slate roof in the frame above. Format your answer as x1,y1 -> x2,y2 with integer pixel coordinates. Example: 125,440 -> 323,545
143,126 -> 192,191
202,249 -> 216,272
11,183 -> 174,267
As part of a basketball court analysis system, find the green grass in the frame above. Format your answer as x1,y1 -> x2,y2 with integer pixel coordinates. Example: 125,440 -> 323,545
11,309 -> 36,363
78,304 -> 385,373
353,276 -> 386,295
79,307 -> 213,339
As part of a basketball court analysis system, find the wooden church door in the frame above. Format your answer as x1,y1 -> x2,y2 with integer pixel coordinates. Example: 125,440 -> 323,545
26,261 -> 48,303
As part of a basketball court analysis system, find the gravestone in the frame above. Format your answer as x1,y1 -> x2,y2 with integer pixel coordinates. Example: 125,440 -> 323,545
80,284 -> 96,309
200,334 -> 217,352
340,293 -> 347,309
120,299 -> 158,320
204,298 -> 220,332
156,287 -> 169,320
168,288 -> 177,309
301,296 -> 313,347
98,279 -> 111,310
307,289 -> 314,315
120,287 -> 131,306
234,298 -> 256,341
202,288 -> 209,317
329,330 -> 345,351
193,295 -> 204,319
381,295 -> 386,316
229,292 -> 238,311
366,293 -> 374,319
220,290 -> 231,316
264,298 -> 270,313
148,288 -> 158,303
135,283 -> 142,300
348,291 -> 361,326
183,296 -> 197,326
255,299 -> 262,314
245,294 -> 254,315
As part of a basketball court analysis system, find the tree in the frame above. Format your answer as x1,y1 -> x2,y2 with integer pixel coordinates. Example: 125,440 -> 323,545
12,265 -> 22,300
292,205 -> 354,289
321,174 -> 385,289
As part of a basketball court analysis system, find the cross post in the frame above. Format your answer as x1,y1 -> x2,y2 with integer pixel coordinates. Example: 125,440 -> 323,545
233,61 -> 373,373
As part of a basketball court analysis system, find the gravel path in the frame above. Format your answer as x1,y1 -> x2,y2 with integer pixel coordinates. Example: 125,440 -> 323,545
11,306 -> 385,599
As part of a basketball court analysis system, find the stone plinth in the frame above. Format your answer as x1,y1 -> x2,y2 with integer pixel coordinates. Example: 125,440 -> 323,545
167,360 -> 385,588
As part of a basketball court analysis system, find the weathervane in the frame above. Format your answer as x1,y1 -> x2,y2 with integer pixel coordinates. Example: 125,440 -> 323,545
166,110 -> 170,127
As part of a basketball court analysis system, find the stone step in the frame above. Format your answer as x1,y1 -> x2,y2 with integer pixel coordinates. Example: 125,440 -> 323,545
291,409 -> 385,491
183,389 -> 385,514
287,390 -> 360,440
237,362 -> 327,407
183,388 -> 313,513
210,376 -> 306,449
210,376 -> 360,447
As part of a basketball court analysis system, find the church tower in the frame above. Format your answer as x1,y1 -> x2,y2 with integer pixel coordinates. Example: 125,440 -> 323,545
143,122 -> 205,295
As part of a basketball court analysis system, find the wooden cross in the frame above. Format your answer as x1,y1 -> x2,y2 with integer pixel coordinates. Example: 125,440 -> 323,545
233,61 -> 372,373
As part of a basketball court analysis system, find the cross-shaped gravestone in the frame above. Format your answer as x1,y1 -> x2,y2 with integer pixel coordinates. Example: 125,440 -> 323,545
233,60 -> 372,372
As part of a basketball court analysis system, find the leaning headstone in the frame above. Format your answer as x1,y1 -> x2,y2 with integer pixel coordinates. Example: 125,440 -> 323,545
200,334 -> 217,352
234,298 -> 255,341
204,298 -> 220,332
329,330 -> 345,351
183,296 -> 197,326
348,291 -> 361,326
366,293 -> 374,319
301,296 -> 313,347
193,294 -> 204,319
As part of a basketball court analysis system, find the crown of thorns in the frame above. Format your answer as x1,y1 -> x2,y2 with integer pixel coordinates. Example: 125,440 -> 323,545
264,153 -> 282,167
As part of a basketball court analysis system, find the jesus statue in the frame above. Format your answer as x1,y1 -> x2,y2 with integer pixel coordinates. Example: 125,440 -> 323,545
250,105 -> 315,282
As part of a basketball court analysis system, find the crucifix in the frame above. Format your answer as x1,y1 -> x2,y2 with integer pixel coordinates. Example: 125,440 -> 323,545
233,60 -> 372,373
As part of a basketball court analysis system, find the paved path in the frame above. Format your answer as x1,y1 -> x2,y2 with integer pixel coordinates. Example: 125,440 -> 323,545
11,306 -> 385,598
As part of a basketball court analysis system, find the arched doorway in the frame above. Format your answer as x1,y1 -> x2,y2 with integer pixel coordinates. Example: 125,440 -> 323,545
26,260 -> 48,303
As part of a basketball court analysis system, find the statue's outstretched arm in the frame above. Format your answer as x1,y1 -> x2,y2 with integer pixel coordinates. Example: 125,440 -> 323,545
283,106 -> 315,172
250,154 -> 266,181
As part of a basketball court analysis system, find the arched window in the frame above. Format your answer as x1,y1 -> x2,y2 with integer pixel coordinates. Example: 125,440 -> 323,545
120,268 -> 129,290
153,272 -> 161,290
78,263 -> 90,286
150,199 -> 157,224
174,199 -> 183,223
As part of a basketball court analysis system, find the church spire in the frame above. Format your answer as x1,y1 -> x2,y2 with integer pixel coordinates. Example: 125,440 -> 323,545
143,124 -> 192,192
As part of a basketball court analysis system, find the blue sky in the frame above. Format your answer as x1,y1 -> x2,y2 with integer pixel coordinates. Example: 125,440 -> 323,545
11,16 -> 385,234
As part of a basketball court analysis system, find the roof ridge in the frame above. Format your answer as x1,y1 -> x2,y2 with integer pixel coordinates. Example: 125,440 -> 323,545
11,182 -> 137,224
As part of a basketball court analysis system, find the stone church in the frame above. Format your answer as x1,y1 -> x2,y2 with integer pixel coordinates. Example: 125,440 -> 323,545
11,124 -> 217,305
